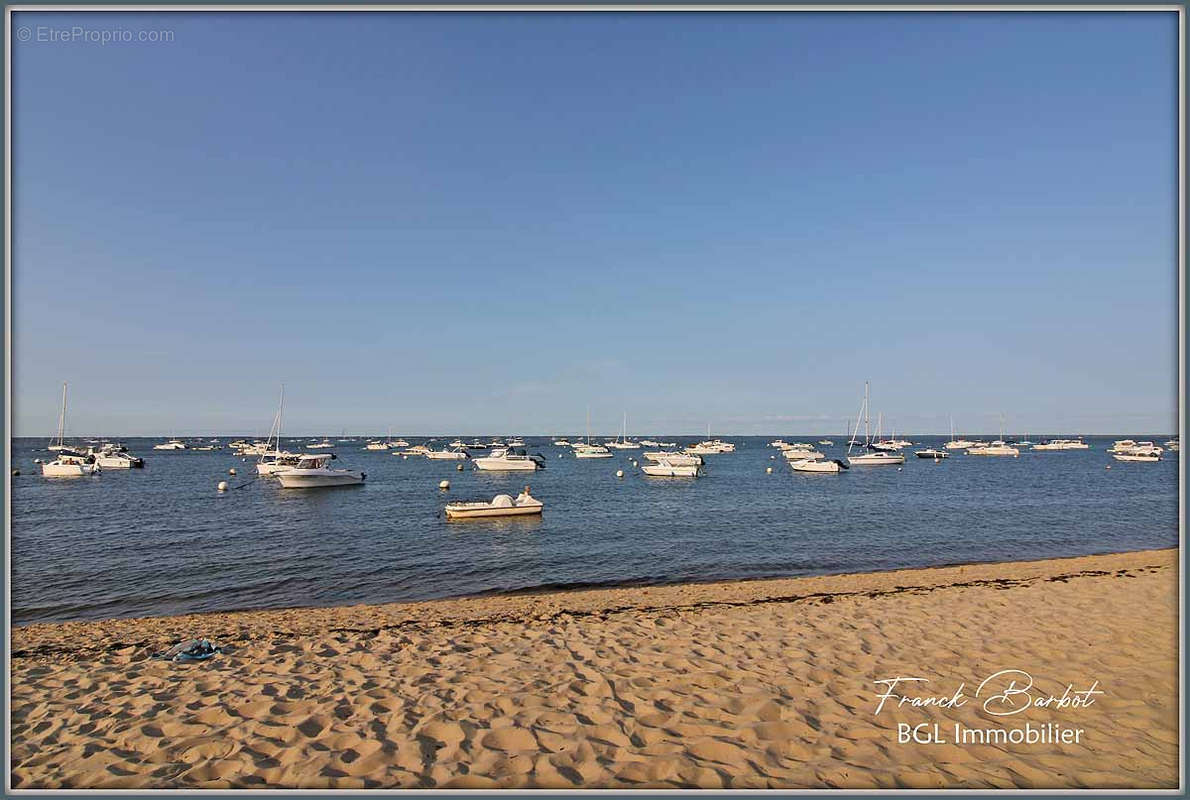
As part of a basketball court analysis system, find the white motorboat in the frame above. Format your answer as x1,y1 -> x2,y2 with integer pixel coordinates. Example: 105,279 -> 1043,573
643,451 -> 702,466
818,440 -> 833,446
639,439 -> 659,447
782,447 -> 825,461
42,451 -> 100,477
392,439 -> 410,447
1109,439 -> 1138,453
1112,452 -> 1161,463
426,447 -> 469,460
507,437 -> 526,447
364,441 -> 390,450
306,439 -> 334,449
153,439 -> 188,451
914,448 -> 949,459
449,439 -> 466,448
685,440 -> 735,454
553,439 -> 571,446
275,454 -> 365,488
848,451 -> 906,466
791,458 -> 845,473
967,440 -> 1019,456
398,445 -> 431,456
574,444 -> 614,459
640,458 -> 700,477
92,443 -> 144,469
845,383 -> 905,467
1032,438 -> 1090,451
445,486 -> 543,519
473,447 -> 545,471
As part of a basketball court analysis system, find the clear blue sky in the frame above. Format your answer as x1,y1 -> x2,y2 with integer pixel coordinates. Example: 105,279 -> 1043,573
12,11 -> 1178,437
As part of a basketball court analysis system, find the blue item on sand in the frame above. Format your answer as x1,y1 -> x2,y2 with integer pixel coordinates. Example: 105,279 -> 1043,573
158,638 -> 221,662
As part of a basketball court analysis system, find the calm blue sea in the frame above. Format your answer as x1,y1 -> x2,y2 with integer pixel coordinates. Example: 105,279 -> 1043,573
9,435 -> 1180,625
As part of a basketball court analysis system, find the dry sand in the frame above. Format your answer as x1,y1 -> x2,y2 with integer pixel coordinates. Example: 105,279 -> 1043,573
10,548 -> 1179,789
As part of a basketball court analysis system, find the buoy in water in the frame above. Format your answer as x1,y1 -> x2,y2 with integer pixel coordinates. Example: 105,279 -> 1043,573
766,466 -> 773,474
403,455 -> 408,460
33,458 -> 42,464
456,463 -> 464,471
616,469 -> 624,478
217,481 -> 229,492
439,480 -> 450,490
11,469 -> 19,476
229,468 -> 237,475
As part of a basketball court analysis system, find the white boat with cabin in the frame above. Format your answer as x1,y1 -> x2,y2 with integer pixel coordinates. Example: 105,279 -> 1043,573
640,458 -> 700,477
643,451 -> 702,466
473,448 -> 545,471
41,452 -> 100,477
153,439 -> 188,450
275,454 -> 365,487
846,383 -> 905,467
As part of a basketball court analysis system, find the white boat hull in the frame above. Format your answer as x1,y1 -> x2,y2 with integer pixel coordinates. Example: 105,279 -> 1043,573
640,463 -> 700,477
473,459 -> 540,471
847,452 -> 905,466
445,504 -> 543,519
967,447 -> 1019,456
42,462 -> 98,477
426,451 -> 468,460
574,449 -> 614,459
782,450 -> 824,461
276,469 -> 365,487
791,458 -> 840,473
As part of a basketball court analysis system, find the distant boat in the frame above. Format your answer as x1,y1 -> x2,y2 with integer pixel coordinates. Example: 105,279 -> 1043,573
306,439 -> 334,450
46,382 -> 77,453
1112,452 -> 1161,463
92,443 -> 144,468
791,458 -> 845,473
1032,438 -> 1089,451
818,440 -> 833,446
643,451 -> 702,466
153,439 -> 187,451
914,448 -> 949,459
607,412 -> 640,449
640,458 -> 700,477
425,447 -> 469,460
846,383 -> 904,467
473,448 -> 545,471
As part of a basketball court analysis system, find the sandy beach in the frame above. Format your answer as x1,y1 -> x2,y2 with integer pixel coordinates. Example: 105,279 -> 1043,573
10,548 -> 1179,789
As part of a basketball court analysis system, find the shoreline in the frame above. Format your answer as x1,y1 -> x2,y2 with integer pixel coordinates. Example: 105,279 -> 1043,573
12,547 -> 1179,788
12,547 -> 1178,657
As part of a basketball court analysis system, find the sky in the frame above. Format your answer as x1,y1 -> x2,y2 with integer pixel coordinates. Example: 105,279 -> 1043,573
11,11 -> 1179,437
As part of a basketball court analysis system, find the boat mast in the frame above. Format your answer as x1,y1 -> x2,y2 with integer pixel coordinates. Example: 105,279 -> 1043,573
55,382 -> 67,448
864,381 -> 870,445
586,405 -> 591,446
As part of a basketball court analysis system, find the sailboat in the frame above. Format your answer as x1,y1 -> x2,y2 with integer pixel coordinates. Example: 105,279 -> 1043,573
967,413 -> 1019,456
607,412 -> 640,449
257,387 -> 305,476
46,382 -> 78,453
574,406 -> 613,458
847,383 -> 905,466
943,415 -> 975,450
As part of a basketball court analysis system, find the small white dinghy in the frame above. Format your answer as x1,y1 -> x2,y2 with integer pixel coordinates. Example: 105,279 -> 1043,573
790,458 -> 846,473
275,454 -> 365,488
640,458 -> 700,477
445,486 -> 544,519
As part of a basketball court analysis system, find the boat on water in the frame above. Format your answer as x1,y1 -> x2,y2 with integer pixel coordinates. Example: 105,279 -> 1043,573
685,440 -> 735,454
606,413 -> 640,449
507,437 -> 526,447
1112,452 -> 1161,463
364,440 -> 390,450
42,452 -> 100,477
1032,438 -> 1090,451
46,383 -> 78,453
943,416 -> 975,450
473,447 -> 545,471
643,451 -> 702,466
769,440 -> 791,449
398,445 -> 431,456
639,439 -> 659,447
426,447 -> 469,460
306,439 -> 334,450
553,439 -> 571,446
782,446 -> 824,461
91,443 -> 144,469
153,439 -> 188,451
818,440 -> 833,446
445,486 -> 543,519
846,383 -> 905,467
574,443 -> 614,458
790,457 -> 846,473
275,454 -> 365,488
914,448 -> 949,459
640,458 -> 700,477
967,440 -> 1019,456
